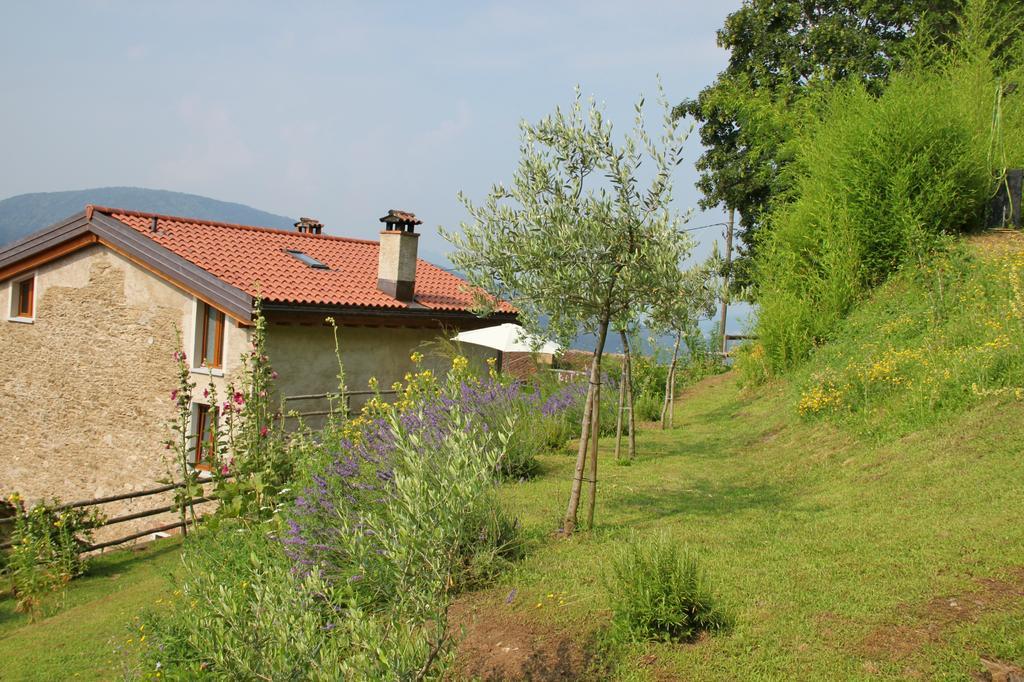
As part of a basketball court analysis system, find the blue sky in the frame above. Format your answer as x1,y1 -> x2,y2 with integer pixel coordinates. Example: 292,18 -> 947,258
0,1 -> 751,333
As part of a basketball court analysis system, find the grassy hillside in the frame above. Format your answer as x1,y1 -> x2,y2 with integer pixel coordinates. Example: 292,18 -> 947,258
3,236 -> 1023,680
451,233 -> 1024,680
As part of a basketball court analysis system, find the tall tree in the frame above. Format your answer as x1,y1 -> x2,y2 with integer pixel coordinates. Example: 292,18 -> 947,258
677,0 -> 964,289
445,87 -> 695,535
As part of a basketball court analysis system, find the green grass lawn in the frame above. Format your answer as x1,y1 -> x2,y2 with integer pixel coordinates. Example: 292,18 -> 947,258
4,373 -> 1023,681
0,538 -> 181,681
3,375 -> 1023,680
6,239 -> 1024,679
474,372 -> 1024,679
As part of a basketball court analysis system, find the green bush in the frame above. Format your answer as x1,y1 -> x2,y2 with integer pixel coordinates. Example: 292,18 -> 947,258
751,36 -> 1024,378
628,353 -> 668,402
605,534 -> 729,643
135,522 -> 446,681
4,495 -> 101,620
633,390 -> 662,422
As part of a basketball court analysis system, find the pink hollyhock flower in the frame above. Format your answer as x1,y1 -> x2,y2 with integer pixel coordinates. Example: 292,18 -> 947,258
260,425 -> 269,438
170,389 -> 178,402
271,370 -> 279,380
203,389 -> 209,398
233,391 -> 244,405
220,464 -> 229,475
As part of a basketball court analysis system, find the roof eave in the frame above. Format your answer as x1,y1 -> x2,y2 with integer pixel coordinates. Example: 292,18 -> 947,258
0,210 -> 255,324
260,300 -> 518,322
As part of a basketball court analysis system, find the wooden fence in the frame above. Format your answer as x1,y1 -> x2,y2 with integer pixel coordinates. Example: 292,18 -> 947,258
0,477 -> 222,554
717,334 -> 758,358
281,388 -> 397,421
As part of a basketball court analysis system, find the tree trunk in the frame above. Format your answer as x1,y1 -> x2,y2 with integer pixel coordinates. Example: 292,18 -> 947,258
586,361 -> 601,529
719,207 -> 734,355
669,352 -> 678,427
622,331 -> 636,460
614,336 -> 626,461
661,332 -> 681,430
562,317 -> 610,535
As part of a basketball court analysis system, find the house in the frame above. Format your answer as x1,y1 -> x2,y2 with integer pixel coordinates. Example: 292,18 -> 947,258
0,205 -> 514,537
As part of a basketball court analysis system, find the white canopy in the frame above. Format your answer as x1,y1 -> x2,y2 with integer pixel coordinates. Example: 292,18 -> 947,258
453,323 -> 561,354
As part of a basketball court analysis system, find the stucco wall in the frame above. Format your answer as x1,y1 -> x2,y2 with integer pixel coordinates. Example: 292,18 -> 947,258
266,322 -> 498,425
0,245 -> 244,543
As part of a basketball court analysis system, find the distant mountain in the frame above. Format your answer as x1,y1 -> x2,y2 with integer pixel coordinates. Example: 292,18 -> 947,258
0,187 -> 297,247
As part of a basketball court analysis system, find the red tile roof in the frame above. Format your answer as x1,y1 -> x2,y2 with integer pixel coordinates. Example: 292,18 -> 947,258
91,206 -> 512,314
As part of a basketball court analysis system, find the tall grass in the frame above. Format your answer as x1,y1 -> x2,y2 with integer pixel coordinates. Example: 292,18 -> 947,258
604,534 -> 729,644
792,242 -> 1024,440
747,10 -> 1024,379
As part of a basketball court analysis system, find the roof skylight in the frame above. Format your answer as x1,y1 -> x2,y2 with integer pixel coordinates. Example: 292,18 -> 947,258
285,249 -> 329,269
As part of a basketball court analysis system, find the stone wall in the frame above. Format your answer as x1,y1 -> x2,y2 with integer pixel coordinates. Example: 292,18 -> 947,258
0,245 -> 240,543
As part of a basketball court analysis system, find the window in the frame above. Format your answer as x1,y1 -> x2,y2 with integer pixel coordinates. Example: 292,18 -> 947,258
193,403 -> 218,468
285,249 -> 329,269
17,279 -> 33,317
8,274 -> 35,321
197,301 -> 226,369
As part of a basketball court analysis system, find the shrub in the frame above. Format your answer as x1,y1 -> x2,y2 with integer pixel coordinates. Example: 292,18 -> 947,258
135,522 -> 445,680
750,36 -> 1024,378
287,404 -> 522,604
4,494 -> 101,620
557,376 -> 618,438
534,378 -> 589,451
630,351 -> 669,400
605,534 -> 729,643
633,390 -> 662,422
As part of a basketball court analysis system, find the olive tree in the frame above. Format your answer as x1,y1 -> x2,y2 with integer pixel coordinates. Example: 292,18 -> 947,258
650,258 -> 719,429
444,87 -> 694,534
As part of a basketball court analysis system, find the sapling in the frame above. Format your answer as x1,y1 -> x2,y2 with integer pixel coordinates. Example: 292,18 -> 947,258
446,84 -> 695,533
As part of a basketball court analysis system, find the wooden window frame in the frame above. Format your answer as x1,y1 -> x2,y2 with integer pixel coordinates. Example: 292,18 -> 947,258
17,278 -> 33,318
8,274 -> 35,322
193,403 -> 218,470
198,301 -> 226,369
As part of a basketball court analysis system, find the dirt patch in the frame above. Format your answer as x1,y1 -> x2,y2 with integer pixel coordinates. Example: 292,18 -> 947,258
751,424 -> 785,446
448,599 -> 593,681
974,657 -> 1024,682
860,567 -> 1024,662
969,230 -> 1024,260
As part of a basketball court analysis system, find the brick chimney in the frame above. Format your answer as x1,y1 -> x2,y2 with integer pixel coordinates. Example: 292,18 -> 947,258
377,209 -> 421,301
294,217 -> 323,235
